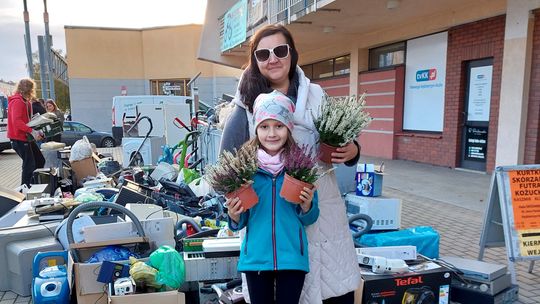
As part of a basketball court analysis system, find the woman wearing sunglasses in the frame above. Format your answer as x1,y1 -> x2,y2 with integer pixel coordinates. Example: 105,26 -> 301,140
220,24 -> 361,304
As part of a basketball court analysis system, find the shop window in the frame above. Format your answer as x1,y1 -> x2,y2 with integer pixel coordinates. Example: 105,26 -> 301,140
334,55 -> 350,75
313,59 -> 334,79
302,55 -> 350,80
150,79 -> 191,96
301,64 -> 313,79
369,42 -> 405,70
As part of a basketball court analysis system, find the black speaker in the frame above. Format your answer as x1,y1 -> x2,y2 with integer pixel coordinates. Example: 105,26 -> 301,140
114,180 -> 155,206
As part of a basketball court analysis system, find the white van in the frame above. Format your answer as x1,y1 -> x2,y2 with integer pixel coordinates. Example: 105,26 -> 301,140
111,95 -> 192,143
0,93 -> 9,152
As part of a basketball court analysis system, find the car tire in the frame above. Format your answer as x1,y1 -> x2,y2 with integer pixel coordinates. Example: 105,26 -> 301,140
101,137 -> 115,148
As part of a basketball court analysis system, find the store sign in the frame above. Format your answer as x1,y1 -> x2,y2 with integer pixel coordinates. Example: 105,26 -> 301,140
221,0 -> 248,52
467,65 -> 493,122
162,82 -> 182,96
404,32 -> 448,132
415,69 -> 437,82
464,126 -> 488,161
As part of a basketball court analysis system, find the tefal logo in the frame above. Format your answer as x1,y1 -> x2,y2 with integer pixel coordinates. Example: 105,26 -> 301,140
416,69 -> 437,82
394,276 -> 424,286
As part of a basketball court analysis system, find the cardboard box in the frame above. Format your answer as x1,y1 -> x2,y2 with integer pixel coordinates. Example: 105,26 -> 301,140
108,290 -> 186,304
68,238 -> 150,304
356,164 -> 383,197
70,157 -> 98,185
361,262 -> 451,304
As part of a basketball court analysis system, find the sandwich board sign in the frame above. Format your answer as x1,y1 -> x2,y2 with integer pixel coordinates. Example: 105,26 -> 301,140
479,165 -> 540,284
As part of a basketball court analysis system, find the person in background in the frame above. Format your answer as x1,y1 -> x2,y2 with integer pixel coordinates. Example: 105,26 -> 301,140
45,99 -> 64,142
7,78 -> 45,186
227,91 -> 319,304
220,24 -> 362,304
32,98 -> 46,115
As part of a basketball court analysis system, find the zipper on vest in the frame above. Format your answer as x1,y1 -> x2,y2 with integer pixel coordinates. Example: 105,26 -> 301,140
272,176 -> 277,271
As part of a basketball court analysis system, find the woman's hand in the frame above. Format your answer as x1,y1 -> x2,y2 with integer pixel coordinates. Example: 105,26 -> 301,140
299,185 -> 317,213
331,141 -> 359,163
227,197 -> 244,223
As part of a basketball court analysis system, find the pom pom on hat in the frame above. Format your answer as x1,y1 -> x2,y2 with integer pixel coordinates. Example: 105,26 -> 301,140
253,90 -> 295,131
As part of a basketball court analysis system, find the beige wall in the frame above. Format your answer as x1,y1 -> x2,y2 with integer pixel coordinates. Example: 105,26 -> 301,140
65,27 -> 145,79
65,24 -> 241,80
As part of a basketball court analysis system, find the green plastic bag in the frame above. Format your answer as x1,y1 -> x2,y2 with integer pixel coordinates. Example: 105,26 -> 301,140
181,167 -> 200,184
148,245 -> 185,289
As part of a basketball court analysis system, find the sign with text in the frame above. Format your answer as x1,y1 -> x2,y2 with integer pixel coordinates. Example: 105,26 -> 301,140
465,126 -> 488,161
403,32 -> 448,132
467,65 -> 493,122
508,169 -> 540,257
479,165 -> 540,284
221,0 -> 248,52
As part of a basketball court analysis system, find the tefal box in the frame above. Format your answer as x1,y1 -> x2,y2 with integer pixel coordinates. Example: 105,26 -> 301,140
361,262 -> 451,304
356,164 -> 383,197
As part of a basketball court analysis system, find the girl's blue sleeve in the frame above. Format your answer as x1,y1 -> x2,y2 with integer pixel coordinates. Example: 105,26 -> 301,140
296,191 -> 319,226
228,211 -> 249,231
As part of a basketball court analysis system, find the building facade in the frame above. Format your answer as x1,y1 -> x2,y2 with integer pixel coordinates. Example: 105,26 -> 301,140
199,0 -> 540,172
0,81 -> 16,96
65,24 -> 242,131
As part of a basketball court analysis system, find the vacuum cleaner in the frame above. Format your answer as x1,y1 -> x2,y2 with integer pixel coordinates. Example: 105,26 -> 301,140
32,251 -> 70,304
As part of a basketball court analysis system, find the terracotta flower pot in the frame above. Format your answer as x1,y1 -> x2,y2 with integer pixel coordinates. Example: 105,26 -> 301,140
280,173 -> 314,204
319,142 -> 340,164
225,183 -> 259,210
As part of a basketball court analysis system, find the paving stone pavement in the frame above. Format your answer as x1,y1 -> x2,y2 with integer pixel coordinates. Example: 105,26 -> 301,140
1,148 -> 539,303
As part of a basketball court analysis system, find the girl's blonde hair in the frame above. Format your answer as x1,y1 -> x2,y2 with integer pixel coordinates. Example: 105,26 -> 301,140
15,78 -> 36,101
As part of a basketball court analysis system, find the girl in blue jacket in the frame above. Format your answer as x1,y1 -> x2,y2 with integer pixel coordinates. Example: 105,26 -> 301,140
227,90 -> 319,304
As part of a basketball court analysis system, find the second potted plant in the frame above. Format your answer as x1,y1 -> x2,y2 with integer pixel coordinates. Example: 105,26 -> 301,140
313,93 -> 372,163
204,144 -> 259,209
280,144 -> 319,204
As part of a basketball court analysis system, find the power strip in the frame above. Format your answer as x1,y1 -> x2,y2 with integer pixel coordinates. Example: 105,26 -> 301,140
356,246 -> 417,260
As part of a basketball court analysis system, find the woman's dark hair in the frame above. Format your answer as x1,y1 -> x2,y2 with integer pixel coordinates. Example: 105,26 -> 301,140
239,24 -> 299,113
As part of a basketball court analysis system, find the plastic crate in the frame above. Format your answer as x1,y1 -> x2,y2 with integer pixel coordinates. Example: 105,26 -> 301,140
27,120 -> 63,141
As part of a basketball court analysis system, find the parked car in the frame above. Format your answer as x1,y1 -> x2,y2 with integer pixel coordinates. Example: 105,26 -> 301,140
62,121 -> 116,148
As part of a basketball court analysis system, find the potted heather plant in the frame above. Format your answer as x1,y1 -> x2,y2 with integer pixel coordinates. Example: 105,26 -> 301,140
205,144 -> 259,209
280,144 -> 320,204
313,93 -> 372,163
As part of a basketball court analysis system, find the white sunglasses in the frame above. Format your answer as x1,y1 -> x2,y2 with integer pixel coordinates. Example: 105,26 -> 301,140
254,44 -> 291,62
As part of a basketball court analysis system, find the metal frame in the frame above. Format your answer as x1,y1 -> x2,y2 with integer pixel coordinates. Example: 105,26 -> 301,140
478,165 -> 540,284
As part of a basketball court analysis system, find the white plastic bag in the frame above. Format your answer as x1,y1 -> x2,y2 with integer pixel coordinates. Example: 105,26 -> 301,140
69,136 -> 93,161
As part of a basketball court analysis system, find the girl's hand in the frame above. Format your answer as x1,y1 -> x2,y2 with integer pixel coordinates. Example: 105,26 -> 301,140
227,197 -> 244,223
299,185 -> 317,213
331,141 -> 359,163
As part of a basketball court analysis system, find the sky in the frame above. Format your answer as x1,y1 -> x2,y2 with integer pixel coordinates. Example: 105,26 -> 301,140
0,0 -> 207,82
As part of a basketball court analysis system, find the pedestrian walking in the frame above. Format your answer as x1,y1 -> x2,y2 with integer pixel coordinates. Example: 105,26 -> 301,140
7,78 -> 45,187
227,91 -> 319,304
220,24 -> 362,304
